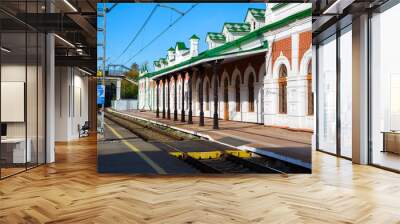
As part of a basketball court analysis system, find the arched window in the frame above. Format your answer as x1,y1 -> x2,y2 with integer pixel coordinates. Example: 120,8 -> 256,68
307,61 -> 313,115
205,81 -> 210,111
279,65 -> 288,114
235,76 -> 241,112
248,73 -> 255,112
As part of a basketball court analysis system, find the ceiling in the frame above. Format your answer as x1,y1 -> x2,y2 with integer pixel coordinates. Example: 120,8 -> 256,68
0,0 -> 97,73
312,0 -> 390,43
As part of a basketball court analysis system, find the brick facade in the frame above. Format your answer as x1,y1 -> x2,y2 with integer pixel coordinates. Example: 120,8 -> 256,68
271,37 -> 292,67
298,31 -> 312,68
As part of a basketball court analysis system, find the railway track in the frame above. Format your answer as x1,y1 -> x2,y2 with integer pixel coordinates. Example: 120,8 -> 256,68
104,110 -> 293,174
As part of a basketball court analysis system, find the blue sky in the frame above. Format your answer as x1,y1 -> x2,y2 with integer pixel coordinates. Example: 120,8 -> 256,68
100,3 -> 266,71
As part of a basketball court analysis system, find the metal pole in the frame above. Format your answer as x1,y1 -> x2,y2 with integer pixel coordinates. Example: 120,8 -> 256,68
167,76 -> 171,119
199,71 -> 204,126
181,73 -> 185,122
213,61 -> 219,129
174,75 -> 178,121
188,72 -> 193,124
101,2 -> 107,134
156,80 -> 160,117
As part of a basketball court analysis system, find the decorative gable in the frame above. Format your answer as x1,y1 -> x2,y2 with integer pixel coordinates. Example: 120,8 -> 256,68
247,8 -> 265,21
245,8 -> 266,31
222,22 -> 251,42
206,32 -> 226,49
223,22 -> 251,33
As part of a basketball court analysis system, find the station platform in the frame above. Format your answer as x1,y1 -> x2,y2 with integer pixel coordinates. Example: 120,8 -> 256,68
153,139 -> 233,153
114,110 -> 313,169
98,118 -> 199,174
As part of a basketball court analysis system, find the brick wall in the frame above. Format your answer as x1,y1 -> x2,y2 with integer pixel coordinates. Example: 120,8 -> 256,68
298,31 -> 312,68
217,53 -> 265,84
272,37 -> 292,67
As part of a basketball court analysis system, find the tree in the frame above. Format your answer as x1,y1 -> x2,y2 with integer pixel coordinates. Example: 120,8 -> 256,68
121,63 -> 139,99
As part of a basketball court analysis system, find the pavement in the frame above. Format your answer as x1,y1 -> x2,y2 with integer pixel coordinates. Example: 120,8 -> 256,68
115,109 -> 313,169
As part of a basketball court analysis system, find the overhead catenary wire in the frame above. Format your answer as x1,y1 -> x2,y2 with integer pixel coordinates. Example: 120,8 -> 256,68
124,3 -> 199,66
112,5 -> 159,63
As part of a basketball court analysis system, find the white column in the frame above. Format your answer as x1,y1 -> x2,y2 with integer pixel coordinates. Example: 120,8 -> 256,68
46,32 -> 55,163
291,32 -> 299,76
263,39 -> 274,125
256,83 -> 263,123
289,32 -> 303,128
228,86 -> 235,120
352,14 -> 369,164
116,79 -> 121,101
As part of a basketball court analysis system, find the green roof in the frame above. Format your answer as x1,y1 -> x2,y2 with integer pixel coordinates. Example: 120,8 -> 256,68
176,42 -> 189,50
248,8 -> 265,20
223,22 -> 251,33
168,47 -> 175,51
207,32 -> 226,42
190,34 -> 200,40
271,3 -> 288,11
141,8 -> 311,80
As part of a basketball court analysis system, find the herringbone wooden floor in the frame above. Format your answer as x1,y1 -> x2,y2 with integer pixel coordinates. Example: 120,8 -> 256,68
1,135 -> 400,224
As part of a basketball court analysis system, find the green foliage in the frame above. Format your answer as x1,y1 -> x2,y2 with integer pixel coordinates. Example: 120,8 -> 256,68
126,63 -> 139,80
121,79 -> 138,99
121,63 -> 139,99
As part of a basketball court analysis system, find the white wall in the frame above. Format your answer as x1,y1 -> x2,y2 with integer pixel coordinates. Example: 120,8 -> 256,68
1,65 -> 33,138
54,67 -> 89,141
1,62 -> 47,164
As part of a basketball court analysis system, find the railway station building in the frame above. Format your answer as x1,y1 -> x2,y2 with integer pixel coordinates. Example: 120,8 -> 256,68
138,3 -> 314,135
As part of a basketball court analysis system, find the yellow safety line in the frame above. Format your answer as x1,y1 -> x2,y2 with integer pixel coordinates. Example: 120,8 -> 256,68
104,122 -> 167,174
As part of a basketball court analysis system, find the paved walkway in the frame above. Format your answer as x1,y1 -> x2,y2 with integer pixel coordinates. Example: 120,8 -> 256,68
115,109 -> 313,169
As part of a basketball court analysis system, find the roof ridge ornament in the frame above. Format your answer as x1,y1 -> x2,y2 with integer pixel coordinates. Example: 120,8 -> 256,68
190,34 -> 200,40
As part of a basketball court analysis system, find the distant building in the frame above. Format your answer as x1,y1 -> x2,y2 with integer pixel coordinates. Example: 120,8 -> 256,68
138,3 -> 313,131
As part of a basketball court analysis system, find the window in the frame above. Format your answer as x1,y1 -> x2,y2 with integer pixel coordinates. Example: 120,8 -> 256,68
253,21 -> 256,30
317,35 -> 337,154
370,4 -> 400,171
0,1 -> 46,178
340,26 -> 352,158
278,65 -> 288,114
205,82 -> 209,111
307,61 -> 314,115
248,74 -> 255,112
235,76 -> 240,112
